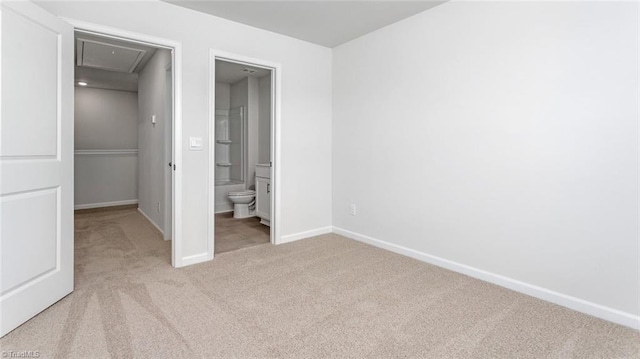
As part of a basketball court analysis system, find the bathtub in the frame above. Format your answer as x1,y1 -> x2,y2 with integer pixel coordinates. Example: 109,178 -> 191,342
215,180 -> 245,213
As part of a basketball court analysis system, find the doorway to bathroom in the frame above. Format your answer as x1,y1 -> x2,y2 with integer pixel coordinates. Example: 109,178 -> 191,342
209,52 -> 280,255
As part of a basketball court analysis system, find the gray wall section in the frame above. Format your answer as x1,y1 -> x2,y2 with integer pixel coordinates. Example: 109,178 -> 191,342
75,87 -> 138,149
74,154 -> 138,207
230,78 -> 248,183
74,87 -> 138,207
247,77 -> 259,188
215,83 -> 231,110
138,49 -> 171,231
258,75 -> 271,164
230,77 -> 260,188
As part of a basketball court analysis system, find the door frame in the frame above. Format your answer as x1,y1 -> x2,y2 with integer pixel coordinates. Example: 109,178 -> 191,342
64,18 -> 185,267
163,63 -> 173,242
209,49 -> 282,257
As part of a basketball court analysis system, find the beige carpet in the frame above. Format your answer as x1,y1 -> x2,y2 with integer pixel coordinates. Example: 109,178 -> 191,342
1,207 -> 638,358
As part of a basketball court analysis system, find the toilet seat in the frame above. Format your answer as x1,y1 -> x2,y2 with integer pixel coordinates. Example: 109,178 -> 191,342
228,190 -> 255,197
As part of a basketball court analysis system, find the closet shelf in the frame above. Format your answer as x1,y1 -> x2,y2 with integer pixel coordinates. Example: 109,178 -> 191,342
216,140 -> 232,144
216,162 -> 232,167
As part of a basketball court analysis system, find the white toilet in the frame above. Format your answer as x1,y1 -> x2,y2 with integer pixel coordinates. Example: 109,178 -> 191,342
228,190 -> 256,218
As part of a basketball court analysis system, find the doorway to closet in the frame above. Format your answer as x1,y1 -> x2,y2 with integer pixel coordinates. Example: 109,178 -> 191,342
73,30 -> 175,261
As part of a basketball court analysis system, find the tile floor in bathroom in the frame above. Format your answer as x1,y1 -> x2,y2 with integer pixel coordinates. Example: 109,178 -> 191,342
214,212 -> 270,254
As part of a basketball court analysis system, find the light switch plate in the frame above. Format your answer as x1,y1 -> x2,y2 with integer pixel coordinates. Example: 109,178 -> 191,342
189,137 -> 203,151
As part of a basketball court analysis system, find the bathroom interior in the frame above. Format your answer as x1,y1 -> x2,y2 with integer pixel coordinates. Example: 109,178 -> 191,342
214,59 -> 272,254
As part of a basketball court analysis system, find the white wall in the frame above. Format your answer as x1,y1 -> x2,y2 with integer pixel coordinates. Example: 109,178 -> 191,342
258,74 -> 271,164
333,0 -> 639,322
74,87 -> 138,208
138,49 -> 171,232
42,1 -> 333,258
215,83 -> 230,110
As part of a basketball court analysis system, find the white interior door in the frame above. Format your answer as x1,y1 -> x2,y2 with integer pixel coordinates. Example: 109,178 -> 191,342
0,2 -> 74,336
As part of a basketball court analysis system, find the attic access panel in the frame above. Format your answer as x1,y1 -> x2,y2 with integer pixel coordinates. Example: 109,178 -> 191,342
77,38 -> 146,73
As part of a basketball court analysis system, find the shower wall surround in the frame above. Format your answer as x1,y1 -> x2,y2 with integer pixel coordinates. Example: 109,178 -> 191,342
215,107 -> 244,184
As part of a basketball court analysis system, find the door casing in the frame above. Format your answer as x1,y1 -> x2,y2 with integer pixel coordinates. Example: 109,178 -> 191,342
64,18 -> 185,267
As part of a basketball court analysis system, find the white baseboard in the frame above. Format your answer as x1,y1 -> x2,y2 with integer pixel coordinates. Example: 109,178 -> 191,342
137,208 -> 164,236
181,252 -> 211,267
332,226 -> 640,330
278,226 -> 333,245
74,199 -> 138,210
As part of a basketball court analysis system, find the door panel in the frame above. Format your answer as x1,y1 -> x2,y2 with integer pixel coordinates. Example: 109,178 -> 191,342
1,188 -> 58,294
0,2 -> 74,337
2,5 -> 59,157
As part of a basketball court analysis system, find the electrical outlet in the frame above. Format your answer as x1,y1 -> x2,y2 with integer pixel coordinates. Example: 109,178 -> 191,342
157,202 -> 160,213
350,204 -> 357,216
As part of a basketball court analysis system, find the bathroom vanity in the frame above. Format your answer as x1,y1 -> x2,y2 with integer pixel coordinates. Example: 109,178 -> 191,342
255,164 -> 271,226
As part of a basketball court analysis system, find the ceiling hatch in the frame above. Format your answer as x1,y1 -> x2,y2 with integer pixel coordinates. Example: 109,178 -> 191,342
76,38 -> 147,73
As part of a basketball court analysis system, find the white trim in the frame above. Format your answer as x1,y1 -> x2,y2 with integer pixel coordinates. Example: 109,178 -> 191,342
209,49 -> 283,259
74,149 -> 138,156
208,50 -> 216,259
74,199 -> 138,210
163,63 -> 172,242
137,208 -> 164,236
332,226 -> 640,330
279,226 -> 333,245
65,18 -> 184,268
172,42 -> 183,267
181,252 -> 210,267
62,18 -> 176,50
271,59 -> 282,246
